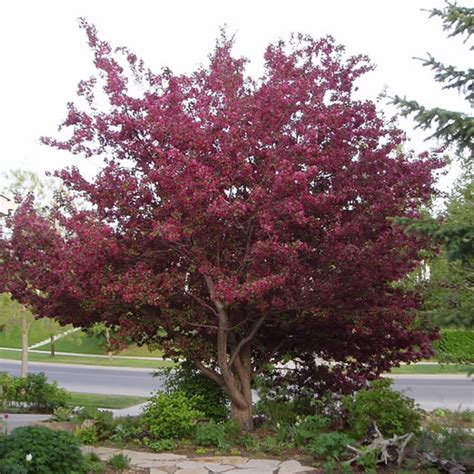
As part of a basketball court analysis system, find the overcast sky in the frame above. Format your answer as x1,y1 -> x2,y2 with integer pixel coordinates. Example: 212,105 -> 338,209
0,0 -> 470,190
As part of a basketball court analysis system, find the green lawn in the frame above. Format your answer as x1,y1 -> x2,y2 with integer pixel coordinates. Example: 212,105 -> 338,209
0,349 -> 175,369
390,363 -> 473,375
42,332 -> 105,354
41,331 -> 164,358
67,392 -> 146,410
0,320 -> 53,348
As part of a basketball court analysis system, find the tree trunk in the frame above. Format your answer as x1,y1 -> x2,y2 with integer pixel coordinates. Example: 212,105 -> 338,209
50,335 -> 55,357
231,402 -> 254,432
20,315 -> 28,377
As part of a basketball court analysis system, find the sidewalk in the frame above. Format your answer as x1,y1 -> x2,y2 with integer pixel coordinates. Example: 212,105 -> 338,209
0,346 -> 165,361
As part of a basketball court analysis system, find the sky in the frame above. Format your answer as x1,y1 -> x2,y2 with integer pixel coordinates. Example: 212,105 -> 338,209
0,0 -> 470,191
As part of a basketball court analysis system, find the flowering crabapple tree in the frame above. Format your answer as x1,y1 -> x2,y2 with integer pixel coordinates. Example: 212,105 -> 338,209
0,21 -> 442,430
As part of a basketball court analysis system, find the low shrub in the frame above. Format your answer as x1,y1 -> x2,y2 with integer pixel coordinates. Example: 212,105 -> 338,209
143,390 -> 203,439
0,372 -> 69,413
0,425 -> 83,473
158,360 -> 229,421
343,379 -> 421,439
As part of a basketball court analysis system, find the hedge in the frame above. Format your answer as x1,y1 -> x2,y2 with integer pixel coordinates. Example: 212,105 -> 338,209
434,329 -> 474,363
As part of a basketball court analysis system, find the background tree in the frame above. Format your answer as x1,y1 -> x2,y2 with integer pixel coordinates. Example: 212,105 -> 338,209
0,293 -> 35,376
395,2 -> 473,328
393,1 -> 473,161
0,24 -> 442,430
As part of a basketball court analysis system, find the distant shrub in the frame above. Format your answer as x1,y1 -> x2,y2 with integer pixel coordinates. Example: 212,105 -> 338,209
0,426 -> 82,473
435,329 -> 474,363
0,372 -> 69,413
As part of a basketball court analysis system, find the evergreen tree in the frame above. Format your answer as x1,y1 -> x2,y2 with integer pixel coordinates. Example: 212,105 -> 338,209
393,2 -> 473,161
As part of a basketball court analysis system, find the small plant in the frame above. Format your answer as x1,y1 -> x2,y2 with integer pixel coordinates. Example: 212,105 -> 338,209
0,426 -> 83,473
143,437 -> 177,452
51,406 -> 74,422
110,416 -> 142,445
238,434 -> 260,452
143,390 -> 203,439
195,447 -> 208,455
418,427 -> 474,468
343,379 -> 421,439
76,425 -> 99,445
107,452 -> 131,472
75,407 -> 115,440
194,421 -> 228,449
82,452 -> 105,473
305,431 -> 353,462
293,414 -> 331,445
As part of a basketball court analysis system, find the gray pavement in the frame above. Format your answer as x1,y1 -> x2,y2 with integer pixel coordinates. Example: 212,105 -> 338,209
391,374 -> 473,411
0,359 -> 164,397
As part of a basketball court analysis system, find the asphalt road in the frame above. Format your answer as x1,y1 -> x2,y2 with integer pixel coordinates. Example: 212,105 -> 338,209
1,359 -> 472,411
0,360 -> 164,397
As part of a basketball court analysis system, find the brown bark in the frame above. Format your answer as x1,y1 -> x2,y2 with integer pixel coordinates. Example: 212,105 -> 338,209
199,275 -> 256,431
50,335 -> 55,357
20,315 -> 29,377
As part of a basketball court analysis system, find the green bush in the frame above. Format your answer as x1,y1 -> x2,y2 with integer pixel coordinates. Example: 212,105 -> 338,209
343,379 -> 421,439
435,329 -> 474,363
143,390 -> 203,439
0,426 -> 83,473
158,361 -> 229,421
0,372 -> 69,413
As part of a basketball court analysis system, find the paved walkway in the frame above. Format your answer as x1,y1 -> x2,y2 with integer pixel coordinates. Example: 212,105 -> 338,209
82,446 -> 319,473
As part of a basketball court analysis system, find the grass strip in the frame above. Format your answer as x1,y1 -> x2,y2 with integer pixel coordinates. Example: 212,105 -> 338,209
390,363 -> 473,374
66,392 -> 147,410
0,349 -> 175,369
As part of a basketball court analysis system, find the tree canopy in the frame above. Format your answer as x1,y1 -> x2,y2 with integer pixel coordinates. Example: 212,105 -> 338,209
0,22 -> 442,430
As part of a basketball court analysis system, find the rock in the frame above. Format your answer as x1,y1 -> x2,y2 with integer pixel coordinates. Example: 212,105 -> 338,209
205,465 -> 234,473
30,421 -> 77,433
175,469 -> 209,474
190,457 -> 248,465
